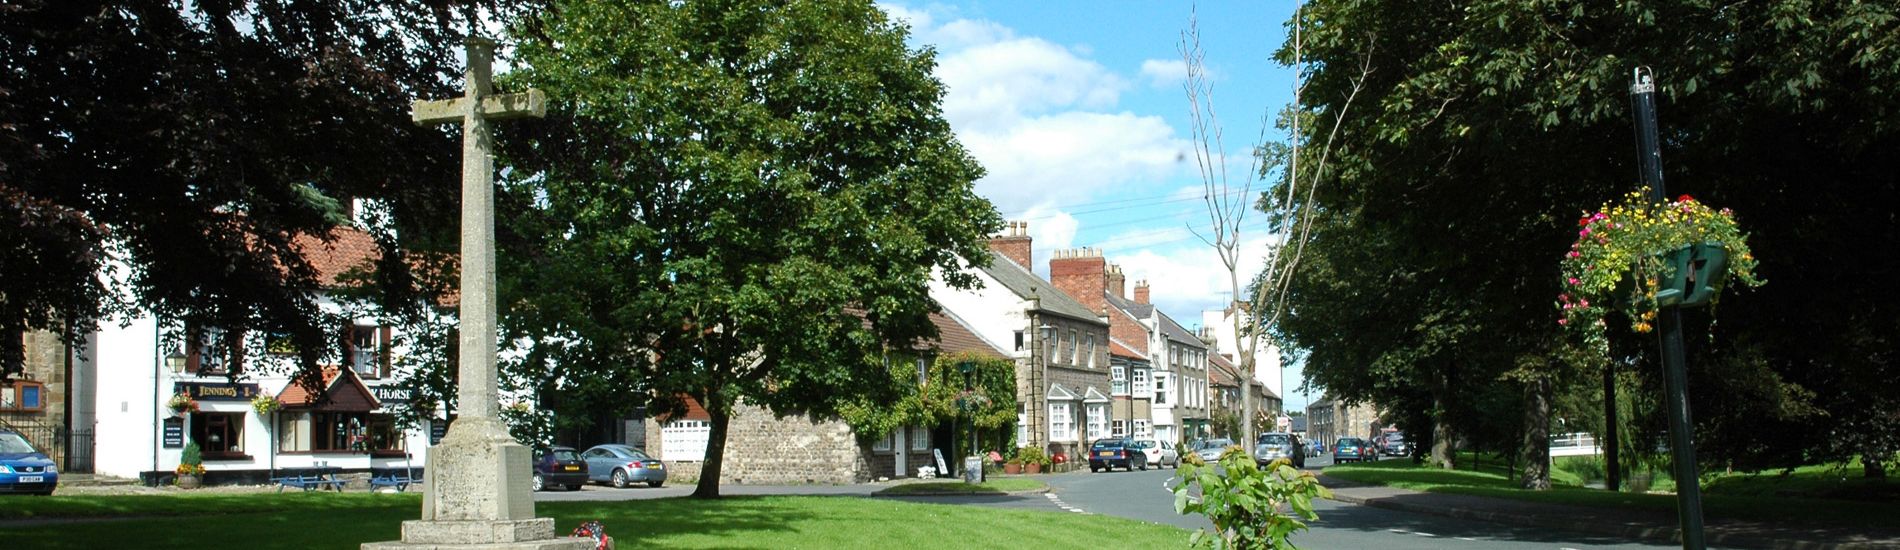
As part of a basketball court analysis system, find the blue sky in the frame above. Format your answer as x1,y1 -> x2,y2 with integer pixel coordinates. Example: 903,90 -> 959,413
881,2 -> 1314,410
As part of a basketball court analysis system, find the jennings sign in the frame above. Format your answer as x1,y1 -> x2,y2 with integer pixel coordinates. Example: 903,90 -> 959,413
174,382 -> 261,402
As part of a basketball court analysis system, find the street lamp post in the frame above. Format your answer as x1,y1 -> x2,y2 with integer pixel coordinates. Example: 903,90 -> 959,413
958,360 -> 981,484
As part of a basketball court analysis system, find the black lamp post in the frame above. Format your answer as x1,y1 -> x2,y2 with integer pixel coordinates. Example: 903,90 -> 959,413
957,360 -> 980,483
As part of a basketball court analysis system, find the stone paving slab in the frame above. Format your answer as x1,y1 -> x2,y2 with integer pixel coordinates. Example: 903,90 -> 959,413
1318,475 -> 1900,550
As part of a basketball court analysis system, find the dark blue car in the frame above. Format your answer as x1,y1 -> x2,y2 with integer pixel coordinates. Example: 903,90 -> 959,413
1,428 -> 58,495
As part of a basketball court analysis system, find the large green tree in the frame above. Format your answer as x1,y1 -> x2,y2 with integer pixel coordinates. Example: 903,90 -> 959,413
1276,0 -> 1898,487
0,0 -> 518,378
496,0 -> 998,498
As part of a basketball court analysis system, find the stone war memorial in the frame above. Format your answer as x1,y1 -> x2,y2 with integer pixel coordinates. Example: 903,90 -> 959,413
362,37 -> 592,550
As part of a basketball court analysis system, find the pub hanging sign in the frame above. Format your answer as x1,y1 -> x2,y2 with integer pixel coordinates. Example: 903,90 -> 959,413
173,382 -> 262,402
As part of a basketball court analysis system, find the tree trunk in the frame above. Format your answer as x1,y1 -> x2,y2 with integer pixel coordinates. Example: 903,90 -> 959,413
691,399 -> 731,499
1520,376 -> 1552,490
1603,361 -> 1620,492
1866,454 -> 1888,480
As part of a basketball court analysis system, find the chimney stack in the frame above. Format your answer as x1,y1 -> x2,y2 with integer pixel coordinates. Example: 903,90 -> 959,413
1106,264 -> 1126,299
1049,247 -> 1108,313
1134,280 -> 1151,304
988,221 -> 1033,269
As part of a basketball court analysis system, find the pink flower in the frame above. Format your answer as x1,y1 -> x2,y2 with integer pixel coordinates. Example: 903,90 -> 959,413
1579,299 -> 1589,308
1580,228 -> 1591,237
1567,251 -> 1580,258
1567,277 -> 1579,285
1558,318 -> 1570,326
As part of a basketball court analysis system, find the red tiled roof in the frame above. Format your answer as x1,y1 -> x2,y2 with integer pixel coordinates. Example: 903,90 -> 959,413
276,365 -> 382,412
1108,338 -> 1145,360
927,311 -> 1007,359
291,226 -> 382,288
1208,354 -> 1240,387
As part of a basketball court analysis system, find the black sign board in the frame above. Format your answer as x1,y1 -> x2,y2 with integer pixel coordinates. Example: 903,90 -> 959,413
429,421 -> 447,445
162,417 -> 185,448
173,382 -> 261,402
370,385 -> 412,404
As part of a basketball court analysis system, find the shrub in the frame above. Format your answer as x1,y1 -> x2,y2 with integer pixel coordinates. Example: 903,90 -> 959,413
1172,445 -> 1331,549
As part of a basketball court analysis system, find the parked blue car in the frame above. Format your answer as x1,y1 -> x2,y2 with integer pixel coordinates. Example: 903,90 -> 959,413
0,428 -> 58,495
581,444 -> 667,488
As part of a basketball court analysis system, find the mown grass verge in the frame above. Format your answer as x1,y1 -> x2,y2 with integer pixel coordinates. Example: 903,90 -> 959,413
0,493 -> 1189,549
1324,456 -> 1897,528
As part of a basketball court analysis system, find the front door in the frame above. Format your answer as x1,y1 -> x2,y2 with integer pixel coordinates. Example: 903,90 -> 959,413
893,428 -> 907,477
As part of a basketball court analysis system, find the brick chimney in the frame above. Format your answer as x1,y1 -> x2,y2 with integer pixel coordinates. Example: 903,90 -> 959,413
1049,247 -> 1107,313
1106,264 -> 1126,299
988,221 -> 1033,269
1133,279 -> 1151,304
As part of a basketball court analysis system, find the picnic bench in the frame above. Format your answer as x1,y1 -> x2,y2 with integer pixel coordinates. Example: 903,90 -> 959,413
368,466 -> 423,492
271,467 -> 346,493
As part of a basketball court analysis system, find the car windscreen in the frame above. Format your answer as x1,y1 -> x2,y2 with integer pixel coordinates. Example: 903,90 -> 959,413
1337,439 -> 1360,446
1259,434 -> 1290,445
1092,440 -> 1120,449
0,433 -> 35,454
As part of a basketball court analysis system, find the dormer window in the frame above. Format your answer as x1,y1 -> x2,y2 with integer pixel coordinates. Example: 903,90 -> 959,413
344,324 -> 390,379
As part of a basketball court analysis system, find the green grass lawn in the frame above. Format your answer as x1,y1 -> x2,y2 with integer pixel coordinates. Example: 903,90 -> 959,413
0,493 -> 1190,549
1324,456 -> 1898,528
870,478 -> 1047,496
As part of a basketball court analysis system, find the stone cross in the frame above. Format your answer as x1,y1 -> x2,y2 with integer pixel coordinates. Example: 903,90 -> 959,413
412,37 -> 544,421
368,37 -> 586,550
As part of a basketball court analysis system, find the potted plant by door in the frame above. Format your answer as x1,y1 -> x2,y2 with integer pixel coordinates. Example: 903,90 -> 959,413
1004,456 -> 1023,475
1017,447 -> 1049,474
175,441 -> 205,489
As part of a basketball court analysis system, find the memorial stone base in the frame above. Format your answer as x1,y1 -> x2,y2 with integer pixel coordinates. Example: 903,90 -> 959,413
362,419 -> 596,550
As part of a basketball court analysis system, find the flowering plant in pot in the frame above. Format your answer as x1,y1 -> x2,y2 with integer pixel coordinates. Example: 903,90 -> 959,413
1559,192 -> 1764,356
1015,446 -> 1050,474
175,441 -> 206,489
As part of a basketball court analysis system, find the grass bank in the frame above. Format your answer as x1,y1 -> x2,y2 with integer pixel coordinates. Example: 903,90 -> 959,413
871,478 -> 1046,496
0,493 -> 1189,549
1324,456 -> 1897,528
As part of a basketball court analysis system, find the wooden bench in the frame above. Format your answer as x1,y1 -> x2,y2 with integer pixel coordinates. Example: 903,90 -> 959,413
367,467 -> 421,492
271,467 -> 346,493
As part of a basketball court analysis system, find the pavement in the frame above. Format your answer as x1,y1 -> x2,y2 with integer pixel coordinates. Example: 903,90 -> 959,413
1317,475 -> 1900,550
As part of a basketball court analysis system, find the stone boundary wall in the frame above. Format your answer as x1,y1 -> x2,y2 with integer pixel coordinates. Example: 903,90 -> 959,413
645,401 -> 874,485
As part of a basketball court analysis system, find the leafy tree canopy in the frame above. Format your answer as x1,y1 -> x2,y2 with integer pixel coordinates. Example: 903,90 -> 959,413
1277,0 -> 1898,477
494,0 -> 999,497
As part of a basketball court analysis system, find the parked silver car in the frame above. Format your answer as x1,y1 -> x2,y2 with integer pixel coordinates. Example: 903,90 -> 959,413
580,444 -> 667,488
1192,438 -> 1237,462
1132,438 -> 1179,468
1254,432 -> 1305,468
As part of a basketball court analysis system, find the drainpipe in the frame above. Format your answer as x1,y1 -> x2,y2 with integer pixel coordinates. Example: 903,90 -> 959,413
153,321 -> 161,480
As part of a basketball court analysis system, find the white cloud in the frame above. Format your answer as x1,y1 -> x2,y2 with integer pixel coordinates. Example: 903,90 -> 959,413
936,37 -> 1126,131
963,111 -> 1190,213
1111,234 -> 1276,329
1140,58 -> 1191,89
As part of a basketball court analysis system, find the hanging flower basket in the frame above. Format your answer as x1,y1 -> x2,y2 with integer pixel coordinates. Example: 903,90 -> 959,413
251,394 -> 282,416
1559,192 -> 1765,354
166,392 -> 199,416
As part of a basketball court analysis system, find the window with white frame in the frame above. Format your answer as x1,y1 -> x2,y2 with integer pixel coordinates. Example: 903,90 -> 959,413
1086,403 -> 1107,440
1049,402 -> 1073,441
909,425 -> 930,451
1134,419 -> 1152,438
1111,366 -> 1127,395
1016,405 -> 1029,445
1069,330 -> 1079,364
1014,330 -> 1025,351
1133,368 -> 1150,396
1154,373 -> 1168,405
873,430 -> 894,452
1046,328 -> 1057,360
916,356 -> 929,386
1111,419 -> 1126,437
1086,335 -> 1096,368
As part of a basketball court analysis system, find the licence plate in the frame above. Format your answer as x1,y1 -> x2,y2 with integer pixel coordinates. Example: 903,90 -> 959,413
19,475 -> 43,483
564,465 -> 579,471
1098,451 -> 1114,457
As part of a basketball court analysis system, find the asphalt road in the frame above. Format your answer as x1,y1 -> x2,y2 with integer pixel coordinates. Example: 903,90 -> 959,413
531,455 -> 1700,549
1022,453 -> 1684,549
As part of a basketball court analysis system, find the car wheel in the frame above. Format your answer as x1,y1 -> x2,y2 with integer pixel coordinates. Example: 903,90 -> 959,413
647,480 -> 663,488
1090,465 -> 1100,473
1138,460 -> 1147,471
611,469 -> 629,489
531,474 -> 546,492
